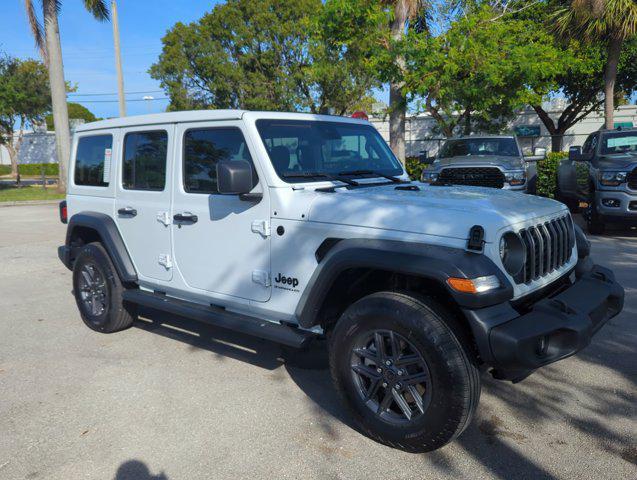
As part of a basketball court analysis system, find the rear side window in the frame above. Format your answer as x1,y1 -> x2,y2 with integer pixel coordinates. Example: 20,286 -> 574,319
183,128 -> 256,194
74,134 -> 113,187
123,131 -> 168,191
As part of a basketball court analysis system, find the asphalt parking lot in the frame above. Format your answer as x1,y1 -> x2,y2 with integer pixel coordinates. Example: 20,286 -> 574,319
0,204 -> 635,480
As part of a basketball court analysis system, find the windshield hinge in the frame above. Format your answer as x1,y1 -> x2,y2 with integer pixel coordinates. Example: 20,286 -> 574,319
251,220 -> 271,237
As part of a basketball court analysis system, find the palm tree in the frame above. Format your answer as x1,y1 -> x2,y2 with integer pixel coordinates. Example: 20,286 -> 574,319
24,0 -> 110,193
554,0 -> 637,129
385,0 -> 424,163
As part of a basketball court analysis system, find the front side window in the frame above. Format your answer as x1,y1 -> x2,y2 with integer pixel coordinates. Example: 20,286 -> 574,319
256,120 -> 402,182
74,134 -> 113,187
439,138 -> 520,158
123,131 -> 168,191
601,131 -> 637,155
183,127 -> 256,194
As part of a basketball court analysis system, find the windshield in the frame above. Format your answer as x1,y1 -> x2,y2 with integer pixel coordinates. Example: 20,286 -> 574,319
256,120 -> 403,182
601,131 -> 637,155
439,138 -> 520,158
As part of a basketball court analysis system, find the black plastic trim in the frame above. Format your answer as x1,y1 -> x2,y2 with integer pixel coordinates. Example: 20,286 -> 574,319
296,238 -> 513,328
463,263 -> 624,381
63,212 -> 138,283
123,290 -> 315,348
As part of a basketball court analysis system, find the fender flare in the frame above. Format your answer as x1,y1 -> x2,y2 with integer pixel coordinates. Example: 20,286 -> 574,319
295,238 -> 513,328
65,212 -> 138,283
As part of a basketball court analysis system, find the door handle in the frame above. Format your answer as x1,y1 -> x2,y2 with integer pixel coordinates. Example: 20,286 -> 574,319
118,207 -> 137,217
173,212 -> 198,224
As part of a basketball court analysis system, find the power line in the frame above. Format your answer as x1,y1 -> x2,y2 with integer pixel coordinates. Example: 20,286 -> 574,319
68,90 -> 163,97
76,97 -> 169,103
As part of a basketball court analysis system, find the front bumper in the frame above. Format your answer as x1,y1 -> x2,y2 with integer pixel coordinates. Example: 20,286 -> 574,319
595,190 -> 637,222
464,262 -> 624,381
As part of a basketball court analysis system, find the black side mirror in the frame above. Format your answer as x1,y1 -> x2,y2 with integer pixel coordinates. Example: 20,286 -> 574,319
217,160 -> 253,194
419,150 -> 433,165
568,146 -> 592,162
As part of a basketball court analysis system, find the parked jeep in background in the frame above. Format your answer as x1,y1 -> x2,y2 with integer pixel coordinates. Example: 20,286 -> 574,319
420,135 -> 545,193
58,111 -> 623,453
558,127 -> 637,234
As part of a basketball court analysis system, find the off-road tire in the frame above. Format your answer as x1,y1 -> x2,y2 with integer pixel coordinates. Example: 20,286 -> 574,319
72,242 -> 137,333
586,202 -> 605,235
329,291 -> 480,453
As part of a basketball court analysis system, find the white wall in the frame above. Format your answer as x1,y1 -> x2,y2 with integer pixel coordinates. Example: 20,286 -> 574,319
370,104 -> 637,157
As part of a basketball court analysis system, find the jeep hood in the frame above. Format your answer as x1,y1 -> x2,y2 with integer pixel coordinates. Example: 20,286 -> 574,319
306,184 -> 567,242
434,155 -> 524,170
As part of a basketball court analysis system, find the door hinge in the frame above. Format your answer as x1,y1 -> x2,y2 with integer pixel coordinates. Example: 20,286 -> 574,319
158,253 -> 173,269
252,270 -> 271,287
157,211 -> 171,226
251,219 -> 271,237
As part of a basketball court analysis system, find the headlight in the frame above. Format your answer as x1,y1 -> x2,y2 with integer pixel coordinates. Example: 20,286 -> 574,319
499,231 -> 525,277
422,171 -> 439,183
504,170 -> 526,186
599,171 -> 628,186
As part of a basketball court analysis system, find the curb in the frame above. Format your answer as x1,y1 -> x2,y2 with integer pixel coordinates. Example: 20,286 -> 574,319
0,200 -> 62,208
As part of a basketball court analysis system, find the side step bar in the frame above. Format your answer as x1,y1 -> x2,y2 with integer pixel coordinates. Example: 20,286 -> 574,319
122,290 -> 315,349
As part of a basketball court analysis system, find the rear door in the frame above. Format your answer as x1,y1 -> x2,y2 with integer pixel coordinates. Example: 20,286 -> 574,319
171,121 -> 271,302
114,125 -> 174,282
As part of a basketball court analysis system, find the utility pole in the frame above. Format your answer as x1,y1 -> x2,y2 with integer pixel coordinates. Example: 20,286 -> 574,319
111,0 -> 126,117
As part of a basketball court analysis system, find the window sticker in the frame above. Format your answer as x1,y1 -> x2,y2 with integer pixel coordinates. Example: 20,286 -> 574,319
103,148 -> 112,183
607,136 -> 637,148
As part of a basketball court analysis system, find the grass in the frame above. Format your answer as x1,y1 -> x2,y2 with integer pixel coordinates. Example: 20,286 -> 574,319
0,186 -> 65,203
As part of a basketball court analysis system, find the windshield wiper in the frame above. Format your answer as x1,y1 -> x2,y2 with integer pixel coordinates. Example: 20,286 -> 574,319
281,171 -> 359,186
338,169 -> 407,184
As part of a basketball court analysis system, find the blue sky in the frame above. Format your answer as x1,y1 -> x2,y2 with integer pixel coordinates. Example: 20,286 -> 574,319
0,0 -> 224,119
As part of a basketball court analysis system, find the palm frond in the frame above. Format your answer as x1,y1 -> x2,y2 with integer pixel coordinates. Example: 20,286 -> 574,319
24,0 -> 46,60
553,0 -> 637,41
83,0 -> 110,21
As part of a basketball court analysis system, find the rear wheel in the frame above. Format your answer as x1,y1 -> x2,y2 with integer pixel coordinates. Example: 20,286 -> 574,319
72,242 -> 137,333
329,292 -> 480,452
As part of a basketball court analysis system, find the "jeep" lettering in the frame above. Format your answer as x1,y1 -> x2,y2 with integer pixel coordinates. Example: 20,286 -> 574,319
274,273 -> 299,288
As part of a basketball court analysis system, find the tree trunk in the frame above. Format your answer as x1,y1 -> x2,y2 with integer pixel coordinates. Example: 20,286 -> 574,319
551,134 -> 564,153
6,142 -> 18,179
389,1 -> 408,164
603,37 -> 622,130
43,0 -> 71,194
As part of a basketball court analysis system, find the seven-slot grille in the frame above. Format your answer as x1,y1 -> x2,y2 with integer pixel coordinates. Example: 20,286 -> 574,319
628,167 -> 637,190
439,167 -> 505,188
516,215 -> 574,284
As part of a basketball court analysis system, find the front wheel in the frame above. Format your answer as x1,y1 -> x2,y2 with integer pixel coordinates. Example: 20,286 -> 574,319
329,292 -> 480,452
586,201 -> 605,235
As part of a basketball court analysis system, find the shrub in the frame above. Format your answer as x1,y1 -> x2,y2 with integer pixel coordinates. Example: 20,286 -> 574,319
536,152 -> 567,199
21,163 -> 60,176
405,156 -> 427,181
0,164 -> 59,176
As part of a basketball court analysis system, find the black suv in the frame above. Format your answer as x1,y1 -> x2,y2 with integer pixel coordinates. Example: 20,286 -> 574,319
558,127 -> 637,234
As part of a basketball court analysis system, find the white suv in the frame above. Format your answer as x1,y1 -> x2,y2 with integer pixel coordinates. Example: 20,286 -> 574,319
58,110 -> 624,452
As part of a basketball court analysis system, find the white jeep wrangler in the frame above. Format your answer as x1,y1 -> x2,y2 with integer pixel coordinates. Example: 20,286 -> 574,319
58,110 -> 624,452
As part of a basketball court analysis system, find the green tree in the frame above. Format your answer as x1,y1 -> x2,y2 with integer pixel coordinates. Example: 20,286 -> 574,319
531,37 -> 637,151
403,6 -> 561,136
553,0 -> 637,129
150,0 -> 378,115
45,102 -> 98,131
0,56 -> 51,178
24,0 -> 110,193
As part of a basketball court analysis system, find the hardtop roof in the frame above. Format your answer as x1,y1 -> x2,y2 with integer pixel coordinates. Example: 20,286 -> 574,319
74,109 -> 370,132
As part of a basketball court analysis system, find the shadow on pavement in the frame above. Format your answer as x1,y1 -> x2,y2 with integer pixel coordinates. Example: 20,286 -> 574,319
132,310 -> 592,480
114,460 -> 168,480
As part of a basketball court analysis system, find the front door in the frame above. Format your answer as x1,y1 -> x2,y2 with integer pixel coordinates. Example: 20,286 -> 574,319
171,121 -> 271,302
114,125 -> 174,282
